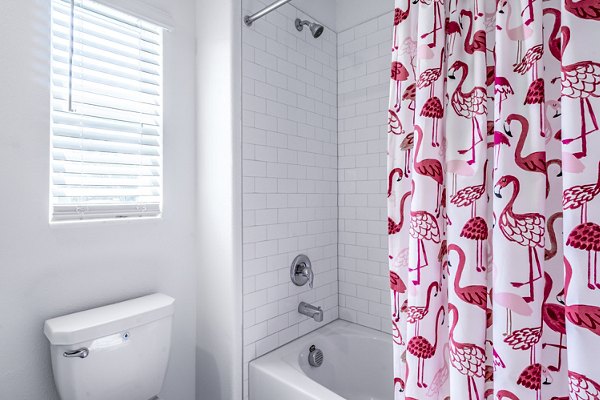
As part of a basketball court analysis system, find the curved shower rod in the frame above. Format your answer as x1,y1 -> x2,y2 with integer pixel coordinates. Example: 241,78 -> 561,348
244,0 -> 292,26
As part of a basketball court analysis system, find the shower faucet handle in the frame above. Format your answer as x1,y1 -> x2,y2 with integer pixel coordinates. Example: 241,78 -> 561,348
290,254 -> 313,288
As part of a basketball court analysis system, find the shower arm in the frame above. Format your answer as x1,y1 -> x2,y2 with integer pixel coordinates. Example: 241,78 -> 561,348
244,0 -> 292,26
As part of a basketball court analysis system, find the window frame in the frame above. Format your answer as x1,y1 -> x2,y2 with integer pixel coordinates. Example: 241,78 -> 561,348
49,0 -> 165,223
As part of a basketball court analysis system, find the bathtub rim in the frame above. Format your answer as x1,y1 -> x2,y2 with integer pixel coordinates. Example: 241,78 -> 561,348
248,319 -> 392,400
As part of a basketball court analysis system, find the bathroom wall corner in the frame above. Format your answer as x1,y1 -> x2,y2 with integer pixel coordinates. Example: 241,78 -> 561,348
195,0 -> 244,399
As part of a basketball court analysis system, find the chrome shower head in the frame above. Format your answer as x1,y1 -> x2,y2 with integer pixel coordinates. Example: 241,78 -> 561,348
295,18 -> 324,38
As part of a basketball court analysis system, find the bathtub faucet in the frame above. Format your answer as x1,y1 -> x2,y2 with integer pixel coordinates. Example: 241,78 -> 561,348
298,302 -> 323,322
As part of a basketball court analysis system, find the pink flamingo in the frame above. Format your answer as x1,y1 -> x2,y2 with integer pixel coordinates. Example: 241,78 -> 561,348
516,363 -> 552,400
566,0 -> 600,20
446,159 -> 475,196
448,303 -> 486,400
494,175 -> 546,303
566,221 -> 600,290
388,169 -> 411,235
450,159 -> 488,219
388,109 -> 404,135
497,389 -> 519,399
459,9 -> 486,55
417,48 -> 445,97
420,97 -> 444,147
448,60 -> 487,165
498,1 -> 533,63
504,324 -> 542,365
400,132 -> 414,177
392,319 -> 404,345
420,0 -> 444,48
513,44 -> 544,80
413,125 -> 444,211
460,217 -> 489,273
543,7 -> 561,61
405,281 -> 439,336
487,339 -> 506,371
521,0 -> 537,25
388,167 -> 402,198
426,343 -> 449,398
390,270 -> 407,322
448,244 -> 488,312
568,371 -> 600,399
524,78 -> 545,137
391,62 -> 410,110
409,181 -> 441,285
504,113 -> 557,197
407,305 -> 445,388
403,83 -> 416,112
416,43 -> 435,73
563,256 -> 600,336
541,272 -> 566,372
491,268 -> 534,336
547,220 -> 563,252
545,212 -> 563,261
493,130 -> 511,171
544,98 -> 561,141
392,1 -> 411,50
394,376 -> 405,393
445,17 -> 461,56
562,161 -> 600,223
561,26 -> 600,159
495,76 -> 514,121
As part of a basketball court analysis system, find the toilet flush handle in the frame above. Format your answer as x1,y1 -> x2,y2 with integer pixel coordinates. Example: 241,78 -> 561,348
63,347 -> 89,359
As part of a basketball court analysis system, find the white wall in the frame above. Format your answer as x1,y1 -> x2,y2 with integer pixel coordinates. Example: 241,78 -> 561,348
241,0 -> 338,398
336,0 -> 394,32
195,0 -> 244,399
337,13 -> 395,333
0,0 -> 198,399
245,0 -> 337,31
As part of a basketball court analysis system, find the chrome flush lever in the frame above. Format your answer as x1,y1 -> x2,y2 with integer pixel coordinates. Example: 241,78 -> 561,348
63,347 -> 89,359
290,254 -> 314,288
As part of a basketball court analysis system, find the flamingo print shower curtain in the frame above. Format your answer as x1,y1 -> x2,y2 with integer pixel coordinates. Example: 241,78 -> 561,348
387,0 -> 600,398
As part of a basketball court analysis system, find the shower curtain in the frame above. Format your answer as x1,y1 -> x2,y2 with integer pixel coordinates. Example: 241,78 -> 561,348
387,0 -> 600,399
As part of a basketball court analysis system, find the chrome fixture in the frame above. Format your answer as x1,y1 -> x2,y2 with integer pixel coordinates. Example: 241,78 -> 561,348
244,0 -> 292,26
308,345 -> 324,367
290,254 -> 313,288
63,347 -> 89,359
295,18 -> 324,38
298,301 -> 323,322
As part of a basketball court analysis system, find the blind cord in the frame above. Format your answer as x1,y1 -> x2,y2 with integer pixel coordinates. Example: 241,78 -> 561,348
68,0 -> 75,112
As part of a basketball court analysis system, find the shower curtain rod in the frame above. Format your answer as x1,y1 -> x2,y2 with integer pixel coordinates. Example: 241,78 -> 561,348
244,0 -> 292,26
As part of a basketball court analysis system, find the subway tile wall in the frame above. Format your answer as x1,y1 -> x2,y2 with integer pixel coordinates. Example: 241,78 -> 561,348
241,1 -> 339,398
337,13 -> 394,334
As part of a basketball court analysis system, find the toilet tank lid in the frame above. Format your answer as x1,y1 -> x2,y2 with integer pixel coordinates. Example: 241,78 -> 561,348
44,293 -> 175,345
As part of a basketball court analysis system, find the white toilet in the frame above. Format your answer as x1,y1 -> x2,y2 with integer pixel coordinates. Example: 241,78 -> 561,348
43,293 -> 175,400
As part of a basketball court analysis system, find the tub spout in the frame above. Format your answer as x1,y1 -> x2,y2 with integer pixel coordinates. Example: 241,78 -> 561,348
298,302 -> 323,322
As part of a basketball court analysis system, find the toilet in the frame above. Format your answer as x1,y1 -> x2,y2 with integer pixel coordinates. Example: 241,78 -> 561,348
43,293 -> 175,400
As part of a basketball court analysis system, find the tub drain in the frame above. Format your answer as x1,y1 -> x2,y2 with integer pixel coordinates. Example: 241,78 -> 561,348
308,345 -> 324,367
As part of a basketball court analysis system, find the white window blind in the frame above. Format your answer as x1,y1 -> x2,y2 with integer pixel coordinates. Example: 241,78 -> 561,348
50,0 -> 163,221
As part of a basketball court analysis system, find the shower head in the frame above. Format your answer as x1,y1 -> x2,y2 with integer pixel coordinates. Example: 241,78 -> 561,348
295,18 -> 324,38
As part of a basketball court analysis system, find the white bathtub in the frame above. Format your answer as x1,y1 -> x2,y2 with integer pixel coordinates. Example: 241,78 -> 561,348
249,320 -> 393,400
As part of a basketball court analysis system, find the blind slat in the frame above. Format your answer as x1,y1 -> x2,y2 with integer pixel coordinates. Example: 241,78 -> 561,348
53,160 -> 159,176
51,0 -> 163,221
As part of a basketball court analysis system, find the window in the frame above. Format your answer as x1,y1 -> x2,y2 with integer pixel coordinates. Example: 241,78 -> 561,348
50,0 -> 163,221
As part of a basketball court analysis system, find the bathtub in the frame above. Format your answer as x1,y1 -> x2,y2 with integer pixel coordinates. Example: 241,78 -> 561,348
249,320 -> 393,400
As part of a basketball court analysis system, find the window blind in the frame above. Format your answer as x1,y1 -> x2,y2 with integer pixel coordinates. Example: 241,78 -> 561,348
51,0 -> 163,221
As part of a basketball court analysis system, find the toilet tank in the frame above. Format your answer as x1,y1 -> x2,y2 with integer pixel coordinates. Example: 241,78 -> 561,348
44,293 -> 175,400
